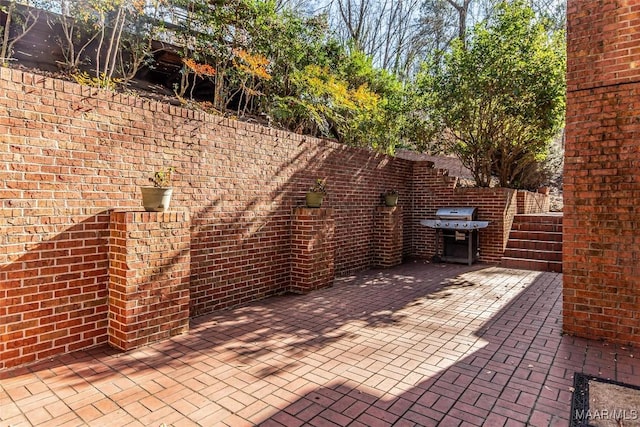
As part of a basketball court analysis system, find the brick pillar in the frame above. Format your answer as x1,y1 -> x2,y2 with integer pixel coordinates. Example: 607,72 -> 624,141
108,211 -> 190,351
411,161 -> 437,259
373,206 -> 403,268
290,208 -> 335,294
564,0 -> 640,345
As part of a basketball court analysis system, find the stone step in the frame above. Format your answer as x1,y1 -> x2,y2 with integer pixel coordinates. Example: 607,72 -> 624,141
501,257 -> 563,273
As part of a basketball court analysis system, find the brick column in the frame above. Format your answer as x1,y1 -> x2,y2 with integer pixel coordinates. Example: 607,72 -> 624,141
108,211 -> 190,351
290,208 -> 335,294
564,0 -> 640,345
373,206 -> 403,268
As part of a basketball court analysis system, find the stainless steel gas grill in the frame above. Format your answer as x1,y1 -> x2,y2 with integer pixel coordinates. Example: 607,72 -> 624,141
420,207 -> 489,265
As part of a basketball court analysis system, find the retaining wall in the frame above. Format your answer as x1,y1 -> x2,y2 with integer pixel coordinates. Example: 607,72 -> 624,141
1,68 -> 544,369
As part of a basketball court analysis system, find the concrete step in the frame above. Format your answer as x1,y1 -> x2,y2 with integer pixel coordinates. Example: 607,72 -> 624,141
501,257 -> 563,273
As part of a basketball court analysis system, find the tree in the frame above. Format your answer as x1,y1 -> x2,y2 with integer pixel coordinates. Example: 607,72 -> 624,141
416,0 -> 565,188
269,47 -> 409,154
443,0 -> 471,46
50,0 -> 163,86
326,0 -> 423,77
0,0 -> 50,66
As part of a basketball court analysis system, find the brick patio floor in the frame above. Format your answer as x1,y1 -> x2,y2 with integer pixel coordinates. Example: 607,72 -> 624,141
2,262 -> 640,426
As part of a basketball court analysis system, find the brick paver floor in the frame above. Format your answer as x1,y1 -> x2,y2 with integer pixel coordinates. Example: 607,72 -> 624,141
2,262 -> 639,426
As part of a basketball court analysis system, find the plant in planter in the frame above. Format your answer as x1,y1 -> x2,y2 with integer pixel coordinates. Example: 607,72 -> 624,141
141,167 -> 175,212
306,178 -> 327,208
383,189 -> 399,207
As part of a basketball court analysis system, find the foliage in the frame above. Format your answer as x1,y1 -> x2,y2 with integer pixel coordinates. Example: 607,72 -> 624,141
325,0 -> 566,77
0,0 -> 50,66
48,0 -> 98,73
72,71 -> 121,90
168,0 -> 279,111
308,178 -> 327,194
269,46 -> 410,154
115,0 -> 166,82
231,48 -> 271,115
175,57 -> 216,100
271,64 -> 374,145
50,0 -> 161,85
149,167 -> 175,188
3,0 -> 565,161
416,0 -> 565,188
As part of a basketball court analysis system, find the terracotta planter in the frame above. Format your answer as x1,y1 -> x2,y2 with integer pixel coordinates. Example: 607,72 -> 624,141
141,187 -> 173,212
305,192 -> 324,208
384,194 -> 398,207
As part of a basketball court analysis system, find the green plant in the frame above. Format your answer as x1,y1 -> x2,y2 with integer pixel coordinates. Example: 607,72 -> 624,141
149,167 -> 175,188
72,71 -> 121,90
417,0 -> 565,188
1,0 -> 49,66
308,178 -> 327,194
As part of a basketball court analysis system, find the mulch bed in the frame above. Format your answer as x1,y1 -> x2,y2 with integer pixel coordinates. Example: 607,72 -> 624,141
570,373 -> 640,427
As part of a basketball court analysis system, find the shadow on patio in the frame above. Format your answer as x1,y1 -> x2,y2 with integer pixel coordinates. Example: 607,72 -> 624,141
1,262 -> 639,426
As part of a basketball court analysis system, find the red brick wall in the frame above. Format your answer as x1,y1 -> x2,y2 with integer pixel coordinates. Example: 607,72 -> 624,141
566,0 -> 640,92
0,68 -> 415,369
564,0 -> 640,345
108,211 -> 190,351
516,190 -> 550,214
0,68 -> 518,369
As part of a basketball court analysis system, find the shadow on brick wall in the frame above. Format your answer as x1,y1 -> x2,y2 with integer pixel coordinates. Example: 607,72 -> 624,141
0,212 -> 112,368
185,139 -> 413,317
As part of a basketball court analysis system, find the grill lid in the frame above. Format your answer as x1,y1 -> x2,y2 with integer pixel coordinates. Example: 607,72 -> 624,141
420,219 -> 489,230
435,207 -> 477,221
421,206 -> 489,230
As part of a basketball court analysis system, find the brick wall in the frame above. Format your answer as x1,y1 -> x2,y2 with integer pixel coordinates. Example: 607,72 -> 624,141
564,0 -> 640,345
516,190 -> 550,214
1,68 -> 518,369
0,68 -> 415,369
